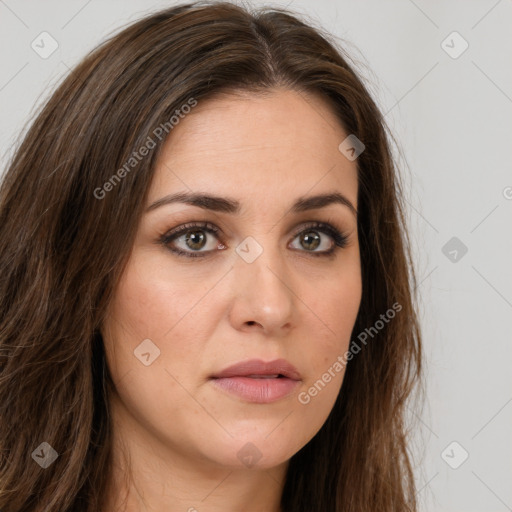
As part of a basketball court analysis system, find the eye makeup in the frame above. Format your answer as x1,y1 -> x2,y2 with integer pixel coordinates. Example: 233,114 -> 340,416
157,217 -> 351,259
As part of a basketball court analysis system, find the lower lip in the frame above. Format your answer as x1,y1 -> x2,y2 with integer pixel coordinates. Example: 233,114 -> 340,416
210,376 -> 300,403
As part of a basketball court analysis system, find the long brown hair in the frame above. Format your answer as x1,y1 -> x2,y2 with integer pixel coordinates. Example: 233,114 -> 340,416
0,2 -> 423,510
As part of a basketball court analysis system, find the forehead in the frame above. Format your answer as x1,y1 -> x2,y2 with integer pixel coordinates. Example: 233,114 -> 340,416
148,88 -> 359,213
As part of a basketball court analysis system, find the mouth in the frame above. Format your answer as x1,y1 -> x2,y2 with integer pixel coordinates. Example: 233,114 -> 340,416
210,359 -> 301,403
243,374 -> 282,378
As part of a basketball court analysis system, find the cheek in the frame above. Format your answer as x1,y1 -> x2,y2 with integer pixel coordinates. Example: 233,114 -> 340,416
306,266 -> 362,347
109,245 -> 214,336
298,268 -> 362,402
102,253 -> 221,385
101,258 -> 216,434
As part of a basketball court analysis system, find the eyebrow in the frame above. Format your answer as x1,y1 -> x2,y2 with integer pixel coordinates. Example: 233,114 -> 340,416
145,191 -> 357,217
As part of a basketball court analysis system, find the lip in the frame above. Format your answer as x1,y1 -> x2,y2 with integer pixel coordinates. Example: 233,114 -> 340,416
210,358 -> 302,403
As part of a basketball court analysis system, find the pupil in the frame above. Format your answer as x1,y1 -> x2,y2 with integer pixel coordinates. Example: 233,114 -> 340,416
183,229 -> 321,252
302,231 -> 320,250
186,230 -> 206,250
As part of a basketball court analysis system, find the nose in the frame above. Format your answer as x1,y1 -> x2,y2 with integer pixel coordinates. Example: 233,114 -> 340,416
227,238 -> 296,335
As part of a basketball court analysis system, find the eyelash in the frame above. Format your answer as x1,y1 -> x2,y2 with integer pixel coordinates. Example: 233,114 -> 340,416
159,220 -> 349,259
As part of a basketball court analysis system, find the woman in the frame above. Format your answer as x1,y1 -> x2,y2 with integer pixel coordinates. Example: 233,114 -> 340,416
0,2 -> 423,511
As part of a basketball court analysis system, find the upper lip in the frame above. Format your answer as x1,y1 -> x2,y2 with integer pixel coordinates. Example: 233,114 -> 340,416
211,358 -> 302,380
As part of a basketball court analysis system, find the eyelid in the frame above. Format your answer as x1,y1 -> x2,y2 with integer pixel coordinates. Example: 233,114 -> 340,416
161,220 -> 220,242
159,218 -> 350,258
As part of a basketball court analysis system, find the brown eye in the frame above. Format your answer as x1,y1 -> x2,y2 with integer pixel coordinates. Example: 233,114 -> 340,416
289,222 -> 348,256
160,220 -> 348,259
160,221 -> 224,258
183,229 -> 208,251
299,231 -> 321,251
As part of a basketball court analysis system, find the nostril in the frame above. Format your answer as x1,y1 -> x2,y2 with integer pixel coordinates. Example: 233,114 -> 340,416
245,320 -> 263,328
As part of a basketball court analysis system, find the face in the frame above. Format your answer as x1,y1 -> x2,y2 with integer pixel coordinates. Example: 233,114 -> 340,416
102,88 -> 362,472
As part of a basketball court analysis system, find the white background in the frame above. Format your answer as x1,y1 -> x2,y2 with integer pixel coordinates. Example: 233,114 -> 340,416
1,1 -> 511,511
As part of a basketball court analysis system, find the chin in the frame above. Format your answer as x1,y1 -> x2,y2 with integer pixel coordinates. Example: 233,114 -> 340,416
195,428 -> 302,471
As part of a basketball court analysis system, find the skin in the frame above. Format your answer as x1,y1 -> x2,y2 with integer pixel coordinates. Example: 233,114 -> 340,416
101,87 -> 362,512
